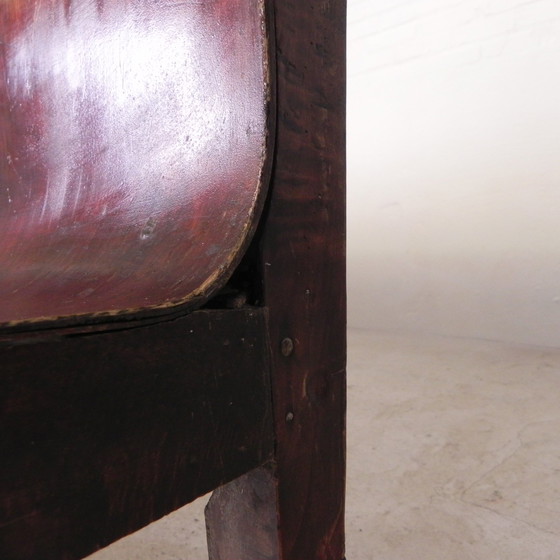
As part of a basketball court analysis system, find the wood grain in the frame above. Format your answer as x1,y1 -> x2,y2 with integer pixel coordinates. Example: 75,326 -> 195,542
206,466 -> 280,560
0,0 -> 271,326
0,308 -> 273,560
261,1 -> 347,559
0,2 -> 347,559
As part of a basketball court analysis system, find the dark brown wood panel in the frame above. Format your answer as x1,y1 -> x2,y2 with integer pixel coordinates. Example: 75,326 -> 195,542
0,308 -> 273,560
261,1 -> 347,559
0,0 -> 272,326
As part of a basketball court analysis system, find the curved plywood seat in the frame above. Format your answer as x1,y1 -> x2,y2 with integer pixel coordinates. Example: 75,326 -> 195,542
0,0 -> 271,326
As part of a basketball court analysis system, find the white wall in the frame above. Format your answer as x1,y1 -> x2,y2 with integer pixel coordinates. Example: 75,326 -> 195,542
347,0 -> 560,347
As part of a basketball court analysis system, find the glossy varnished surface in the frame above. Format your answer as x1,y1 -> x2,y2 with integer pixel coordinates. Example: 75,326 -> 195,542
0,0 -> 270,325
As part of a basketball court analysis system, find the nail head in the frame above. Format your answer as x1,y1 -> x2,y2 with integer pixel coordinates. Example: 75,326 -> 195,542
281,337 -> 294,357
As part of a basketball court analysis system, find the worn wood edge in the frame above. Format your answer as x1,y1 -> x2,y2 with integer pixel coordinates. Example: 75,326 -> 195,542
259,0 -> 347,558
205,463 -> 280,560
0,0 -> 276,335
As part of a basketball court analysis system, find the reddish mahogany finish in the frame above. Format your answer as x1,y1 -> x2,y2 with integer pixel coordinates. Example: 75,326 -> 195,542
0,1 -> 347,559
0,0 -> 270,325
205,2 -> 347,559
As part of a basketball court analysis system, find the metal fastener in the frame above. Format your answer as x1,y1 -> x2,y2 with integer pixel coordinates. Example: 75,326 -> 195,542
281,337 -> 294,357
286,412 -> 294,423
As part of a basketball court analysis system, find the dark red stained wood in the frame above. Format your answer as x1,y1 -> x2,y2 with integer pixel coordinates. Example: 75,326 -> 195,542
0,0 -> 271,326
0,1 -> 347,558
261,1 -> 347,559
0,308 -> 273,560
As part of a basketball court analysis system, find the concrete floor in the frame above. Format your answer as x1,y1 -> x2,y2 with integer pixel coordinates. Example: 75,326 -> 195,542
89,328 -> 560,559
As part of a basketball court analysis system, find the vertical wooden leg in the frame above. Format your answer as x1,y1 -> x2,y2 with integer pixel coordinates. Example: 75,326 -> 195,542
207,2 -> 347,559
258,0 -> 347,559
205,466 -> 280,560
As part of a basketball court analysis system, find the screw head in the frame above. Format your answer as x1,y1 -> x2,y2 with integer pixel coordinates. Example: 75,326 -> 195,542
286,412 -> 295,422
281,337 -> 294,357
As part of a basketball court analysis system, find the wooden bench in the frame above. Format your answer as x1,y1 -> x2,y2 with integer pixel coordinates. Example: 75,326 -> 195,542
0,1 -> 346,558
